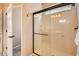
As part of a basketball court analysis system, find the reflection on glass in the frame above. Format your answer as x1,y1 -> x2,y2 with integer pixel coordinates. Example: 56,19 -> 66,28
59,19 -> 66,23
34,13 -> 42,33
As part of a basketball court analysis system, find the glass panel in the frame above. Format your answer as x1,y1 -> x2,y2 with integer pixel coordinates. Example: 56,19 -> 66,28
34,13 -> 42,33
34,12 -> 51,55
34,4 -> 77,56
44,4 -> 73,15
34,34 -> 50,56
50,8 -> 77,55
34,13 -> 50,34
12,7 -> 21,56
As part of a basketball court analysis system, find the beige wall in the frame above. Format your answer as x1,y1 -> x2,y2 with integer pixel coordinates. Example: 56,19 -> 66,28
0,3 -> 9,55
0,4 -> 3,55
42,3 -> 59,9
21,3 -> 42,56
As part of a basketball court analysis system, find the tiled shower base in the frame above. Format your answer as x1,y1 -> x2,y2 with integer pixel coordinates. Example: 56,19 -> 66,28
30,53 -> 38,56
13,45 -> 21,56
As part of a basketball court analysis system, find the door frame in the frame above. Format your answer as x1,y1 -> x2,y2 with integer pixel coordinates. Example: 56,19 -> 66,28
33,3 -> 75,56
3,4 -> 22,56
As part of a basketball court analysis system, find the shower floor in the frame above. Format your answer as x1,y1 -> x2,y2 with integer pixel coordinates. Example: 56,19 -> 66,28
13,45 -> 21,56
30,53 -> 38,56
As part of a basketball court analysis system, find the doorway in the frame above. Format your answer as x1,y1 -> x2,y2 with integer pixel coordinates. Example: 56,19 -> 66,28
4,4 -> 22,56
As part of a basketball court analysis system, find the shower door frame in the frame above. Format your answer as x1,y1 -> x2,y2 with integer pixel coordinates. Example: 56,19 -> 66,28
33,3 -> 75,56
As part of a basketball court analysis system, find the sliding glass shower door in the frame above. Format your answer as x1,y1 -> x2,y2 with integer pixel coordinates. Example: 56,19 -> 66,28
34,13 -> 51,55
33,4 -> 77,56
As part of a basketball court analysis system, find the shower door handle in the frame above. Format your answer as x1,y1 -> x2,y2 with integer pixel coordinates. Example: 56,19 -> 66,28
74,27 -> 78,29
8,35 -> 15,38
74,27 -> 78,31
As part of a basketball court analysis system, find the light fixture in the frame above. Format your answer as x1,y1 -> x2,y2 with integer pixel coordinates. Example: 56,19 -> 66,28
51,14 -> 62,18
59,19 -> 66,23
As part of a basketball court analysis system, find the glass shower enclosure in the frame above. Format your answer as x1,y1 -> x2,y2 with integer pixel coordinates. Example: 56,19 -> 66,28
33,3 -> 77,56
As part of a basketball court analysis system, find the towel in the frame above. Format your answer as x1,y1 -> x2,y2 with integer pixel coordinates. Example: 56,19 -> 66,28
75,28 -> 79,56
